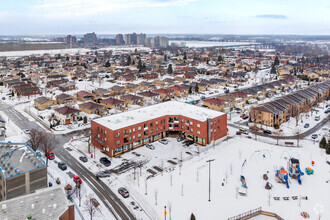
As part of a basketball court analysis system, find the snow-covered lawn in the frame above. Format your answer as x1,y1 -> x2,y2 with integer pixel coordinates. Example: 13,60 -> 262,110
119,137 -> 330,220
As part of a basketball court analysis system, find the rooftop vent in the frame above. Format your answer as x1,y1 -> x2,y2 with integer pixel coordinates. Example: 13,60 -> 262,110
1,204 -> 7,213
31,204 -> 35,209
15,168 -> 20,173
42,208 -> 46,214
53,204 -> 57,209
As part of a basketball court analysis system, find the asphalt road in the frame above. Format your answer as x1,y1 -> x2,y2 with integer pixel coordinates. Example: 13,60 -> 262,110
0,101 -> 136,220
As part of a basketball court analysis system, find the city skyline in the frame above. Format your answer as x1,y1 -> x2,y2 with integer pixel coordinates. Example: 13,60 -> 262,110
0,0 -> 329,35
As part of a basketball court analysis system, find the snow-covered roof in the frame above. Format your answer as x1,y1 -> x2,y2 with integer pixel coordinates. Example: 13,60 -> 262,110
93,101 -> 225,130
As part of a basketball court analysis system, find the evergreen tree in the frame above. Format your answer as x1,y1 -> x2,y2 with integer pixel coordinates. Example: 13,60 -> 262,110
183,51 -> 187,60
127,55 -> 131,66
104,61 -> 111,67
93,58 -> 97,63
195,83 -> 199,93
132,59 -> 135,65
66,57 -> 69,61
188,86 -> 192,94
320,136 -> 327,149
217,55 -> 223,63
167,64 -> 173,74
270,64 -> 276,75
164,54 -> 168,62
11,91 -> 14,97
274,56 -> 280,66
326,140 -> 330,154
83,116 -> 87,124
137,59 -> 143,72
142,64 -> 146,72
190,213 -> 196,220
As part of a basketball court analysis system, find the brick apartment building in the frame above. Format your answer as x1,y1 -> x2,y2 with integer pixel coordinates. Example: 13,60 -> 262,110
91,101 -> 227,157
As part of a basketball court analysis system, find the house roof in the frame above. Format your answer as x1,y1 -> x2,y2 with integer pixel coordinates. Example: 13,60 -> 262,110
101,98 -> 124,105
76,90 -> 94,97
153,88 -> 173,94
138,91 -> 159,98
121,94 -> 143,101
56,93 -> 74,101
79,101 -> 104,110
34,96 -> 51,104
203,98 -> 227,105
54,106 -> 81,115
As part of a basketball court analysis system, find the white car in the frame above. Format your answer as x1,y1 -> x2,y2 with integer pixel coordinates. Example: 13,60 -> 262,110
159,139 -> 168,145
314,116 -> 320,121
23,129 -> 30,134
146,143 -> 155,150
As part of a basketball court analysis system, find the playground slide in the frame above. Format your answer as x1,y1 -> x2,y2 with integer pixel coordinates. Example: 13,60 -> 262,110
284,175 -> 289,188
296,165 -> 304,185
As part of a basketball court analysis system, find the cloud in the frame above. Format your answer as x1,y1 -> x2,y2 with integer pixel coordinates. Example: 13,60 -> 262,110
256,14 -> 287,19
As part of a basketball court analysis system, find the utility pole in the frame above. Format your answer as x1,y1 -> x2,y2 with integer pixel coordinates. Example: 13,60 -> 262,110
206,159 -> 215,202
164,206 -> 167,220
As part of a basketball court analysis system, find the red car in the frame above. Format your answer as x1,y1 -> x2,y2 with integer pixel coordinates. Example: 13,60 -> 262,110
47,150 -> 55,160
73,175 -> 82,184
242,115 -> 249,120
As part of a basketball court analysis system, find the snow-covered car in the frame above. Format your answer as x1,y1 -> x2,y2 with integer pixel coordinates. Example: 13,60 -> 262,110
96,171 -> 110,178
23,129 -> 30,134
159,139 -> 168,145
314,116 -> 320,121
311,134 -> 318,139
146,143 -> 155,150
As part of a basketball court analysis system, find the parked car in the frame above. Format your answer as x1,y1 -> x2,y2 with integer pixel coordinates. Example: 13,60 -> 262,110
327,161 -> 330,165
118,187 -> 129,198
315,116 -> 320,121
201,96 -> 206,100
159,139 -> 168,145
304,123 -> 310,128
47,150 -> 55,160
96,171 -> 110,178
23,129 -> 30,134
236,131 -> 242,135
146,143 -> 155,150
247,136 -> 252,139
239,128 -> 248,134
263,130 -> 272,135
325,108 -> 330,114
311,134 -> 318,139
184,140 -> 194,146
73,175 -> 82,184
177,136 -> 184,142
1,97 -> 5,100
100,157 -> 111,167
242,115 -> 249,120
79,156 -> 88,162
58,162 -> 67,171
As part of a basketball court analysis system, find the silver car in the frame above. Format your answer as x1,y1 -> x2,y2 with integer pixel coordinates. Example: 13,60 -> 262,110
96,171 -> 110,178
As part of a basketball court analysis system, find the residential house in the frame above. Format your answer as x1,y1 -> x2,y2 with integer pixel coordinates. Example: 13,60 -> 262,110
76,91 -> 96,102
54,106 -> 81,124
153,88 -> 174,100
93,88 -> 111,97
167,85 -> 188,97
56,93 -> 77,104
59,81 -> 76,91
120,94 -> 144,106
34,97 -> 57,110
100,98 -> 125,110
109,85 -> 125,96
137,91 -> 160,103
202,98 -> 228,112
79,102 -> 106,116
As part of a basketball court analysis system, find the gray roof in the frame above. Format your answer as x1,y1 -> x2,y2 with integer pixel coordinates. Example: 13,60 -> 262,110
34,97 -> 50,104
0,185 -> 71,220
0,142 -> 46,179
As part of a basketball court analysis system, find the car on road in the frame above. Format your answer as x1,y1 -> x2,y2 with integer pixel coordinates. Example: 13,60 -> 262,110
247,136 -> 252,139
314,115 -> 320,121
73,175 -> 82,184
236,131 -> 241,135
242,115 -> 249,120
183,140 -> 194,146
325,108 -> 330,114
146,143 -> 155,150
327,161 -> 330,165
263,130 -> 272,135
311,134 -> 318,139
177,136 -> 184,142
79,156 -> 88,162
201,96 -> 206,100
58,162 -> 67,171
239,128 -> 248,135
304,123 -> 310,128
23,129 -> 30,134
118,187 -> 129,198
47,150 -> 55,160
100,157 -> 111,167
159,139 -> 168,145
96,171 -> 110,178
1,97 -> 5,100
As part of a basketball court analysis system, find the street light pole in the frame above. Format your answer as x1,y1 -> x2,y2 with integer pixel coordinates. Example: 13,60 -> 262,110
206,159 -> 215,202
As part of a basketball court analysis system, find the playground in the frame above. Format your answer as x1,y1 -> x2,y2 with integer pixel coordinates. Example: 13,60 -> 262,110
123,137 -> 330,220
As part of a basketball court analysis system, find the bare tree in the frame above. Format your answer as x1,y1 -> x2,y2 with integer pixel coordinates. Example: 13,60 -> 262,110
275,130 -> 282,145
83,194 -> 97,220
27,128 -> 42,151
39,132 -> 58,165
168,202 -> 172,220
154,190 -> 158,205
75,185 -> 84,207
294,128 -> 303,147
80,129 -> 97,154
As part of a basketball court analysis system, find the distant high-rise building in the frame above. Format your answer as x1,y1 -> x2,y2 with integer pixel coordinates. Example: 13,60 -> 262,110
137,33 -> 146,45
64,35 -> 77,45
159,36 -> 169,48
83,32 -> 97,46
125,34 -> 131,45
145,36 -> 168,48
116,34 -> 124,45
125,33 -> 139,45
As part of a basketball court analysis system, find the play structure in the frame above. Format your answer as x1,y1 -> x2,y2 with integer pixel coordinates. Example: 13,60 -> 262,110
250,149 -> 271,161
240,175 -> 247,188
275,167 -> 290,188
305,167 -> 314,175
288,158 -> 304,184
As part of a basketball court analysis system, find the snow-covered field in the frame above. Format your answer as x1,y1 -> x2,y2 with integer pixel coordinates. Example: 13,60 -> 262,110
169,40 -> 259,48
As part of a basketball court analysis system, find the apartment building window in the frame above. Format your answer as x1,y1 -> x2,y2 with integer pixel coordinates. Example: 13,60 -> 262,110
214,121 -> 216,124
218,126 -> 220,129
98,134 -> 100,138
197,124 -> 200,128
133,128 -> 135,132
129,129 -> 132,133
181,125 -> 183,129
130,137 -> 132,141
150,123 -> 153,127
214,129 -> 216,133
138,134 -> 141,138
104,130 -> 106,135
211,122 -> 213,126
144,123 -> 148,128
190,128 -> 193,132
104,138 -> 107,142
211,129 -> 213,132
150,130 -> 153,134
133,135 -> 135,139
181,119 -> 184,122
156,121 -> 158,125
156,128 -> 158,132
97,127 -> 99,131
116,140 -> 120,145
218,119 -> 220,123
101,129 -> 103,133
197,131 -> 200,135
190,121 -> 193,125
116,133 -> 120,137
138,126 -> 141,130
169,117 -> 174,123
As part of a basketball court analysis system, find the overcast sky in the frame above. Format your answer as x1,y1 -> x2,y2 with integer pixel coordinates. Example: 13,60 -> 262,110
0,0 -> 329,35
